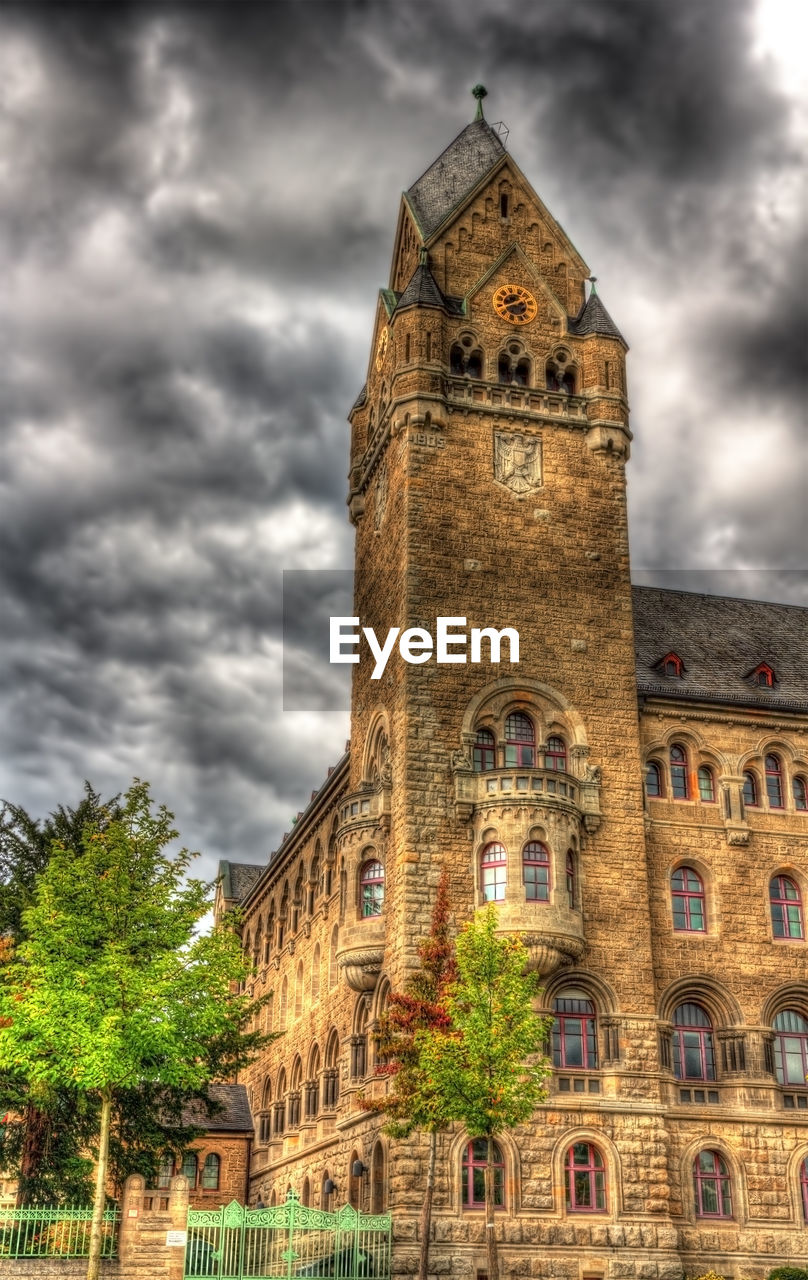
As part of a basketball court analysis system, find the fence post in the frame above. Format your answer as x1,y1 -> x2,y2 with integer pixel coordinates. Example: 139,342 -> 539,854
118,1174 -> 145,1272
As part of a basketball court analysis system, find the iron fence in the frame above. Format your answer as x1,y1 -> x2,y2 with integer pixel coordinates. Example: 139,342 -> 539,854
0,1204 -> 120,1258
185,1192 -> 391,1280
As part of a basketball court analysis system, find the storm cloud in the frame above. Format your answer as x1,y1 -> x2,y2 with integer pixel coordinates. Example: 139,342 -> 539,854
0,0 -> 805,878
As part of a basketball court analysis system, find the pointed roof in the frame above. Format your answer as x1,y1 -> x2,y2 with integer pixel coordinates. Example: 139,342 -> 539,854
394,260 -> 447,312
405,119 -> 507,239
570,289 -> 626,343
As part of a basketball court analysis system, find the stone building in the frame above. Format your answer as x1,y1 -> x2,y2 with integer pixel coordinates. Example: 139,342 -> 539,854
218,97 -> 808,1279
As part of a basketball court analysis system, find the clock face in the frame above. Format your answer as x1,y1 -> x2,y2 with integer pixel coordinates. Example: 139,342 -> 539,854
492,284 -> 538,325
375,326 -> 389,371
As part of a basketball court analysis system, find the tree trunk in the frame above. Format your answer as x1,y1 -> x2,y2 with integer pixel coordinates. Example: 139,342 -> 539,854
418,1129 -> 437,1280
484,1134 -> 499,1280
16,1102 -> 51,1205
86,1089 -> 112,1280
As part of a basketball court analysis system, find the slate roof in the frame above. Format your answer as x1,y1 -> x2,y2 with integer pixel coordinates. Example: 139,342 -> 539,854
218,860 -> 263,903
394,262 -> 448,313
569,290 -> 626,343
632,586 -> 808,710
182,1084 -> 253,1133
406,119 -> 507,239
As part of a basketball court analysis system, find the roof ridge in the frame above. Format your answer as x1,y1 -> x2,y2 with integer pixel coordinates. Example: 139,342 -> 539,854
632,583 -> 808,611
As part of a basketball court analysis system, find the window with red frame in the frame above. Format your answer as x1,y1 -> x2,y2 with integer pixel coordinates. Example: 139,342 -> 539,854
794,776 -> 808,811
545,735 -> 567,771
670,744 -> 689,799
565,1142 -> 606,1212
769,875 -> 804,939
523,841 -> 550,901
657,652 -> 683,678
473,728 -> 496,772
672,1002 -> 715,1080
645,761 -> 663,798
671,867 -> 706,932
765,754 -> 784,808
553,990 -> 598,1069
742,770 -> 759,807
752,662 -> 775,687
504,712 -> 535,767
360,860 -> 385,918
481,843 -> 507,902
461,1139 -> 504,1208
693,1150 -> 732,1218
801,1156 -> 808,1222
566,850 -> 576,909
697,766 -> 715,802
772,1010 -> 808,1088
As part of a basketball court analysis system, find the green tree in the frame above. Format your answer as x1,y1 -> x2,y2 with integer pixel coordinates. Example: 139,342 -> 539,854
360,868 -> 457,1280
0,785 -> 123,1203
416,905 -> 552,1280
0,780 -> 270,1280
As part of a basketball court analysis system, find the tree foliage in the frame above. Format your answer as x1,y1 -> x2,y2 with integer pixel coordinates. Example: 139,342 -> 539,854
0,780 -> 271,1279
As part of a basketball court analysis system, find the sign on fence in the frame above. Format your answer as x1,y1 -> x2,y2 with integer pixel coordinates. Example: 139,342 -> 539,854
184,1191 -> 391,1280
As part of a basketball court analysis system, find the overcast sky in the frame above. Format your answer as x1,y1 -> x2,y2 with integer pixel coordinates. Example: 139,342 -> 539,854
0,0 -> 805,881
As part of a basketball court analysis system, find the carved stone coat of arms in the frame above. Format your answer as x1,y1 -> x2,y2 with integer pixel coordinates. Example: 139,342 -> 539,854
494,431 -> 542,495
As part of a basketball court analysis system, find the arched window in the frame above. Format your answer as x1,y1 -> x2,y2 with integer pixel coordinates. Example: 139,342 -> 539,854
566,850 -> 577,910
348,1149 -> 362,1210
156,1159 -> 173,1189
181,1152 -> 198,1188
498,354 -> 511,384
275,1070 -> 287,1136
466,349 -> 483,379
480,843 -> 507,903
742,771 -> 759,807
765,754 -> 784,808
201,1154 -> 220,1191
553,990 -> 598,1069
360,860 -> 385,917
645,761 -> 663,798
294,961 -> 304,1019
565,1143 -> 606,1212
513,357 -> 531,386
461,1139 -> 504,1208
545,735 -> 567,772
693,1150 -> 732,1218
450,344 -> 465,374
351,1003 -> 368,1079
801,1155 -> 808,1222
473,728 -> 496,772
769,875 -> 804,939
311,943 -> 321,1003
672,1003 -> 715,1081
523,842 -> 550,902
324,1029 -> 340,1109
671,867 -> 706,932
505,712 -> 535,767
306,1046 -> 321,1118
279,976 -> 288,1029
772,1011 -> 808,1088
370,1141 -> 387,1214
794,776 -> 808,811
329,925 -> 339,989
697,766 -> 715,803
670,744 -> 689,800
301,1177 -> 310,1207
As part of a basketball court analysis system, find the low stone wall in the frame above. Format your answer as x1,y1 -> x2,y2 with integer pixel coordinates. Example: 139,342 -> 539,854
0,1175 -> 191,1280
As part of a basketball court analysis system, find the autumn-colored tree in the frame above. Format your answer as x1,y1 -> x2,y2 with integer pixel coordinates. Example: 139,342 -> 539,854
0,780 -> 271,1280
361,868 -> 457,1280
416,905 -> 552,1280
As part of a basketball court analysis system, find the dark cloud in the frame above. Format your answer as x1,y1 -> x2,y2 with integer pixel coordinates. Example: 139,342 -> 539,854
0,0 -> 804,873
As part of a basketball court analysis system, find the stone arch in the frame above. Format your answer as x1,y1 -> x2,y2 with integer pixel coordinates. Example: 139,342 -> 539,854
447,1126 -> 522,1214
761,982 -> 808,1026
542,967 -> 619,1016
677,1133 -> 747,1225
460,676 -> 588,750
658,974 -> 743,1028
362,708 -> 392,785
551,1125 -> 622,1217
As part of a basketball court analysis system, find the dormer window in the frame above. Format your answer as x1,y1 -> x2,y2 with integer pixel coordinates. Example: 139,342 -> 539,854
749,662 -> 776,688
655,652 -> 684,679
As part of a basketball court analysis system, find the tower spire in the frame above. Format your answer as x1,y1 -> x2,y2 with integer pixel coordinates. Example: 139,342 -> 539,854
471,84 -> 488,120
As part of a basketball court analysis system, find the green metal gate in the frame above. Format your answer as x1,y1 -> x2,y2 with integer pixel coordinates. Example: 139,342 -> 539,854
184,1191 -> 391,1280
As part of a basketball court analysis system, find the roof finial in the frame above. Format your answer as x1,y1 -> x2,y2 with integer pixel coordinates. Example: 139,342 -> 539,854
588,275 -> 598,295
472,84 -> 488,120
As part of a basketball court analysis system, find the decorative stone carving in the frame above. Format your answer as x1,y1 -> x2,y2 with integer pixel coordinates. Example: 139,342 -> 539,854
451,746 -> 473,772
494,431 -> 543,495
338,949 -> 384,993
521,931 -> 585,976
